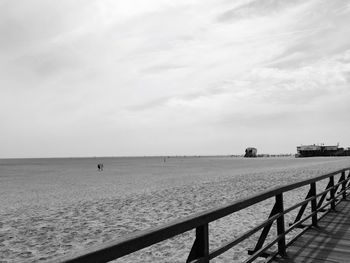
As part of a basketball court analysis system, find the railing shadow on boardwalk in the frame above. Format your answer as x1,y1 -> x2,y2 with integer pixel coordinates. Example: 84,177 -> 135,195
46,167 -> 350,263
271,199 -> 350,263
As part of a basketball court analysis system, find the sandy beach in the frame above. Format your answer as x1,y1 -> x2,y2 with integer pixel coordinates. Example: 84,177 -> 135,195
1,156 -> 349,262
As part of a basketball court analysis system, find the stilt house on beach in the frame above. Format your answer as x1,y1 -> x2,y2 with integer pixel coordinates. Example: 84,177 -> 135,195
296,144 -> 350,157
244,147 -> 257,157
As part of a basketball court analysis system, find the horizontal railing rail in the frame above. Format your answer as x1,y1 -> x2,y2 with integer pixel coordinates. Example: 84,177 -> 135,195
47,167 -> 350,263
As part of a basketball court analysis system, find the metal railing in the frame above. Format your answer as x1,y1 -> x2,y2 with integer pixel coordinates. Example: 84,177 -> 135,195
48,167 -> 350,263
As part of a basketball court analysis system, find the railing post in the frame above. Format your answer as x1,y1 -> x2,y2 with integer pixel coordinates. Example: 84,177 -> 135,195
186,224 -> 209,263
310,182 -> 318,227
276,194 -> 287,257
329,176 -> 336,211
341,171 -> 347,200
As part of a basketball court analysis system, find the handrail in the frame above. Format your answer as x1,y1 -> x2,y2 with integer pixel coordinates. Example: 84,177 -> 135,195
47,167 -> 350,263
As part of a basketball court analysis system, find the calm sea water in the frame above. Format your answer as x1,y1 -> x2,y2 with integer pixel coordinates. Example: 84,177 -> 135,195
1,156 -> 349,212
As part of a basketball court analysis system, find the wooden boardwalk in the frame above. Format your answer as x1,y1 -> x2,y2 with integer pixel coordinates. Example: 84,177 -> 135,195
273,200 -> 350,263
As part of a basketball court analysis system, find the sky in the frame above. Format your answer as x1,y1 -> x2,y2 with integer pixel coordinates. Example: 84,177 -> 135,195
1,0 -> 350,158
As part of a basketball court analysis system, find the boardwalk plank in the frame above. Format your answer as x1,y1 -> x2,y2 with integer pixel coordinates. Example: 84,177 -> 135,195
273,201 -> 350,263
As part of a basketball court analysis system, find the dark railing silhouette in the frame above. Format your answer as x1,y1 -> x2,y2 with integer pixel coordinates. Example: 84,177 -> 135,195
48,167 -> 350,263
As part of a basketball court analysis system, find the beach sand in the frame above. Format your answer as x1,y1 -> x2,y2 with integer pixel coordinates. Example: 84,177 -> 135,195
0,157 -> 349,262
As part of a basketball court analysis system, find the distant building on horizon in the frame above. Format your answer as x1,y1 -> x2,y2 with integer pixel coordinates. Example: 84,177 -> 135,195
244,147 -> 257,158
296,144 -> 350,157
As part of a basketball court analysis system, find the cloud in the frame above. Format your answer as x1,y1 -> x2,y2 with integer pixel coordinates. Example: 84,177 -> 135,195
1,0 -> 350,157
216,0 -> 306,23
141,64 -> 189,74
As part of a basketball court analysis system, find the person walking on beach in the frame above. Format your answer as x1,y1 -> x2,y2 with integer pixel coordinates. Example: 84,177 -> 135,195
97,163 -> 104,171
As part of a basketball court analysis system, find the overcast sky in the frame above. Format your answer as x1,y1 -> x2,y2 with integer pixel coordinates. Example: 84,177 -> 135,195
1,0 -> 350,158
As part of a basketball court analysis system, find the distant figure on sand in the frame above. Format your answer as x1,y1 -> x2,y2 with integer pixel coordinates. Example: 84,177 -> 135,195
97,163 -> 104,171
